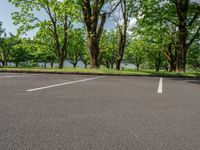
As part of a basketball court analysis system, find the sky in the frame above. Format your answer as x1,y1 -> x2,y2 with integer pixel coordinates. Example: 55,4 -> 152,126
0,0 -> 18,35
0,0 -> 53,37
0,0 -> 199,38
0,0 -> 115,38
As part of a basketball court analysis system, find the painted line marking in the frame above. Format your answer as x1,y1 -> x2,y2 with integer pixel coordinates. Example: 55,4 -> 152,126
0,73 -> 21,75
27,76 -> 105,92
157,78 -> 163,94
0,74 -> 34,79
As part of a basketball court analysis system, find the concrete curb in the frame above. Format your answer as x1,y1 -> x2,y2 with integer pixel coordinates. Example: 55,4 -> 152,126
0,69 -> 200,79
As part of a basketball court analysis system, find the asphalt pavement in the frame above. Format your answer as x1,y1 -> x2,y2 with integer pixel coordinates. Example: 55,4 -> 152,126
0,73 -> 200,150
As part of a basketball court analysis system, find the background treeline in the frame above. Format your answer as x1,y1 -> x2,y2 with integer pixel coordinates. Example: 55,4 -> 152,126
0,0 -> 199,72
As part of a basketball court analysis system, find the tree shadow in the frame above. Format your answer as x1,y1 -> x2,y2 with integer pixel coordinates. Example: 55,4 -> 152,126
188,80 -> 200,85
168,77 -> 200,85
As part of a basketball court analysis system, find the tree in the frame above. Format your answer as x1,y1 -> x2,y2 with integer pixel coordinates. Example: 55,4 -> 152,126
19,38 -> 40,67
114,0 -> 138,70
80,0 -> 120,68
0,34 -> 19,66
67,28 -> 86,68
187,43 -> 200,70
146,44 -> 166,72
80,46 -> 90,69
125,40 -> 146,70
136,0 -> 200,72
0,22 -> 6,66
10,41 -> 29,67
9,0 -> 79,68
167,0 -> 200,72
33,28 -> 57,68
99,30 -> 118,69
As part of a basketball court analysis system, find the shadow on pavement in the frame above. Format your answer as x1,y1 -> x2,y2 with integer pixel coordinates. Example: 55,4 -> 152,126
168,78 -> 200,85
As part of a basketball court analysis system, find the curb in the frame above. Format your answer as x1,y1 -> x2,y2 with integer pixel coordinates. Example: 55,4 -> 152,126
0,69 -> 200,79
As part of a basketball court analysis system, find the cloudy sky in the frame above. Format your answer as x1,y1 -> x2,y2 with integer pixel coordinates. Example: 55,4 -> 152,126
191,0 -> 200,3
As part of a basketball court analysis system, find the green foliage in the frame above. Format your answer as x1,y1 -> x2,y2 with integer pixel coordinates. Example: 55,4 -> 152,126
1,0 -> 199,72
10,43 -> 29,67
33,28 -> 56,63
0,34 -> 18,66
0,22 -> 6,65
125,40 -> 146,70
9,0 -> 81,68
99,30 -> 119,69
0,22 -> 5,37
67,28 -> 87,68
187,43 -> 200,70
9,0 -> 80,34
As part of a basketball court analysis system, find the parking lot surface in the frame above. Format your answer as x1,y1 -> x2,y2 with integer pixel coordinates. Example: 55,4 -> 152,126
0,73 -> 200,150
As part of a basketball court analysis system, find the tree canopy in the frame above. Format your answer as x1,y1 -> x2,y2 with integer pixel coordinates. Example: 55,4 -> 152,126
0,0 -> 199,72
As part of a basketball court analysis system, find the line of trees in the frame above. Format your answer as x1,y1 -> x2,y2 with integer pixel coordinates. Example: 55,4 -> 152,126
0,0 -> 199,72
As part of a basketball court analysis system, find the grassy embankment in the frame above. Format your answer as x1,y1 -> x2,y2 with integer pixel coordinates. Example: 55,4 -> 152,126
0,67 -> 200,78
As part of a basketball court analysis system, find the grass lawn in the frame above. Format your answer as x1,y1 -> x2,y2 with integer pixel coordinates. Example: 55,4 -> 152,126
0,67 -> 199,78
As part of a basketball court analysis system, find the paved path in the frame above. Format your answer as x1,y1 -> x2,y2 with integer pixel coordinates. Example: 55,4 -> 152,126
0,73 -> 200,150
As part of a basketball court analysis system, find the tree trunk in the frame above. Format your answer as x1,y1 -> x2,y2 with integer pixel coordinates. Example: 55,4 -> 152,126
2,61 -> 5,66
84,63 -> 87,69
15,62 -> 18,67
111,63 -> 114,69
116,34 -> 126,70
175,1 -> 189,72
116,18 -> 127,71
116,58 -> 121,70
89,36 -> 99,68
105,60 -> 110,69
58,57 -> 65,69
169,53 -> 177,72
155,55 -> 161,72
177,25 -> 187,72
169,61 -> 176,72
136,64 -> 139,71
50,61 -> 54,68
73,63 -> 77,68
167,43 -> 177,72
5,60 -> 7,66
155,64 -> 160,72
44,62 -> 47,68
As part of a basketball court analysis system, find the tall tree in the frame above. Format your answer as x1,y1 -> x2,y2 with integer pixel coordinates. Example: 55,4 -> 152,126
136,0 -> 200,72
80,0 -> 120,68
114,0 -> 137,70
169,0 -> 200,72
9,0 -> 79,68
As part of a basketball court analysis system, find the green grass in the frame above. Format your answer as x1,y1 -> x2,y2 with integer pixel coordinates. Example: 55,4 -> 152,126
0,67 -> 200,78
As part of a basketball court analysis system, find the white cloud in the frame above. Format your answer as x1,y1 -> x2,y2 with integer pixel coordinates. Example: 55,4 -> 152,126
191,0 -> 200,3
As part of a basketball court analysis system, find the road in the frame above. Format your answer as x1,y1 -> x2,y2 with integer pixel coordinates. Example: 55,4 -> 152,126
0,73 -> 200,150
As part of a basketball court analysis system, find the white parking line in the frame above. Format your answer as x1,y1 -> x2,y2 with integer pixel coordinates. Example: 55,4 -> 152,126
0,74 -> 34,79
27,76 -> 105,92
157,78 -> 163,94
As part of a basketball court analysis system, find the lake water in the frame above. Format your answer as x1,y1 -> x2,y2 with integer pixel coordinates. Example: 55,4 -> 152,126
3,61 -> 136,69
